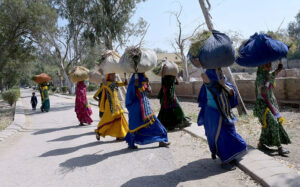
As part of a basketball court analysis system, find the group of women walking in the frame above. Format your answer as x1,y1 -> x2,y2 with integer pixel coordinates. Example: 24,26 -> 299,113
65,31 -> 290,171
70,57 -> 291,171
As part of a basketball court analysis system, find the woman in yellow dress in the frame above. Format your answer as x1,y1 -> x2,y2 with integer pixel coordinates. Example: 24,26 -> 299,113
94,73 -> 129,141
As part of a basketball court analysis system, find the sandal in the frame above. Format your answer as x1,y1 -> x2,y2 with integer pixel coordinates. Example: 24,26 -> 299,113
128,145 -> 138,149
159,142 -> 170,147
221,162 -> 236,171
95,132 -> 100,141
257,142 -> 271,151
278,147 -> 290,156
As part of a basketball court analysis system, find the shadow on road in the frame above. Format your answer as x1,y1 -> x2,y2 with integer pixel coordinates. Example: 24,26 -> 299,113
48,132 -> 95,142
59,146 -> 160,170
40,139 -> 123,157
33,125 -> 78,135
121,158 -> 226,187
24,104 -> 74,116
40,141 -> 100,157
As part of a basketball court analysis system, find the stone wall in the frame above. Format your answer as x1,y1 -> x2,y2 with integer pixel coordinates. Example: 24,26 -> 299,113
150,77 -> 300,104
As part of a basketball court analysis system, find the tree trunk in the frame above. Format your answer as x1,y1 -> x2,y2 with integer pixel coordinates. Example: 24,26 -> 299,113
198,0 -> 247,115
59,62 -> 75,94
180,49 -> 190,82
222,68 -> 248,115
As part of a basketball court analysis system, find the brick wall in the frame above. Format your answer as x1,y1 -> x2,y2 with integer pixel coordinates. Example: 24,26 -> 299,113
150,77 -> 300,103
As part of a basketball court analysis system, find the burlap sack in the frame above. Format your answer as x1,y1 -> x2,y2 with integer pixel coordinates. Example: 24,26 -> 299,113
69,66 -> 89,83
120,47 -> 157,73
97,50 -> 123,75
157,60 -> 179,77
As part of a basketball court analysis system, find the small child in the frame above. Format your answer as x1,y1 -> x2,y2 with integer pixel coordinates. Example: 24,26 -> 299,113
31,92 -> 38,110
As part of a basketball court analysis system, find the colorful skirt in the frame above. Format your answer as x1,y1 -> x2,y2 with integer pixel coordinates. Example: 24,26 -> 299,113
95,112 -> 129,138
125,99 -> 168,147
158,103 -> 187,130
202,106 -> 247,163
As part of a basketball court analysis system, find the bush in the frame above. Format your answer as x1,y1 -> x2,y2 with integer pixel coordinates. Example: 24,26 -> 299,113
61,86 -> 68,93
87,84 -> 98,92
2,89 -> 20,106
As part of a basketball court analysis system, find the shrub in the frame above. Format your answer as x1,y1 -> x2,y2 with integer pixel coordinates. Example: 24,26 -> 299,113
2,89 -> 20,106
87,84 -> 98,92
61,86 -> 68,93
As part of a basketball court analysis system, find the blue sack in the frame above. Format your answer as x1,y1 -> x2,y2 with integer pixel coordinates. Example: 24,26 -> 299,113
236,33 -> 288,67
188,30 -> 236,69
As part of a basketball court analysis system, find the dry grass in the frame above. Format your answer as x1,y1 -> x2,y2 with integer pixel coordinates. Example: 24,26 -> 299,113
0,100 -> 15,131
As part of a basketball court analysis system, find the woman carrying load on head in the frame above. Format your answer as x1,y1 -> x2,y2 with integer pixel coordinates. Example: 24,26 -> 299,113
70,66 -> 93,126
40,82 -> 50,112
196,64 -> 247,170
94,72 -> 129,141
235,33 -> 291,156
254,63 -> 291,155
125,72 -> 170,149
189,30 -> 247,170
157,60 -> 191,131
75,81 -> 93,126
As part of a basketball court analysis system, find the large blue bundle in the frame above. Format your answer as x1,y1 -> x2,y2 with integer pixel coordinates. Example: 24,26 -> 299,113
188,30 -> 235,69
236,33 -> 288,67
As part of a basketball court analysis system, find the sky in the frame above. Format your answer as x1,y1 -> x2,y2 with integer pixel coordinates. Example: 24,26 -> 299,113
129,0 -> 300,52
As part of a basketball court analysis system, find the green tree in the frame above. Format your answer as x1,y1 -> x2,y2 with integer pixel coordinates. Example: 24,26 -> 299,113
0,0 -> 56,90
81,0 -> 147,50
288,10 -> 300,59
0,0 -> 56,68
34,0 -> 101,93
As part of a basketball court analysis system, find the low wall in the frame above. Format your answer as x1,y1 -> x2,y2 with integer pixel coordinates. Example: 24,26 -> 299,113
150,77 -> 300,104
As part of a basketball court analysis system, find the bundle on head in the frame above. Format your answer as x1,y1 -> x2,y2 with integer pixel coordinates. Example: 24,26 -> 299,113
97,50 -> 122,75
127,47 -> 142,68
188,30 -> 212,59
120,47 -> 157,73
188,30 -> 235,69
236,33 -> 289,67
153,60 -> 179,77
33,73 -> 51,84
69,66 -> 89,83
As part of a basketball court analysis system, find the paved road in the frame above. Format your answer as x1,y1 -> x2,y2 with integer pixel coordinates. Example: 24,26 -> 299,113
0,89 -> 259,187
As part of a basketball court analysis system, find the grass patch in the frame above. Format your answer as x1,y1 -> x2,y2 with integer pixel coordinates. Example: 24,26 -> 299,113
0,103 -> 15,131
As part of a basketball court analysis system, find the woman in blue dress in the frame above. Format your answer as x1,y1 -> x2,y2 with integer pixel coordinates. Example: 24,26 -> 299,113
197,68 -> 247,170
125,73 -> 170,149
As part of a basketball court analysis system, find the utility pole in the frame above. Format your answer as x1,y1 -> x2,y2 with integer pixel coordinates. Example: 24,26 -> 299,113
198,0 -> 248,115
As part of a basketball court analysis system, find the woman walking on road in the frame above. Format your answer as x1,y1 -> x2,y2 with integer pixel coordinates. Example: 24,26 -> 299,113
125,73 -> 170,149
197,67 -> 247,170
40,83 -> 50,112
157,63 -> 191,131
254,63 -> 291,156
75,81 -> 93,126
94,73 -> 129,141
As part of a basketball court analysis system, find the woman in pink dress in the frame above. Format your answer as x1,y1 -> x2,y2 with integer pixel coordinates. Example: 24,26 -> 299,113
75,81 -> 93,126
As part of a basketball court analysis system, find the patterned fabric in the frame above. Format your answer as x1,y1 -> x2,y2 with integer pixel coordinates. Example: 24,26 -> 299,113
75,81 -> 93,124
41,86 -> 50,112
197,69 -> 247,163
253,67 -> 291,146
125,73 -> 168,147
94,81 -> 128,138
157,75 -> 187,130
